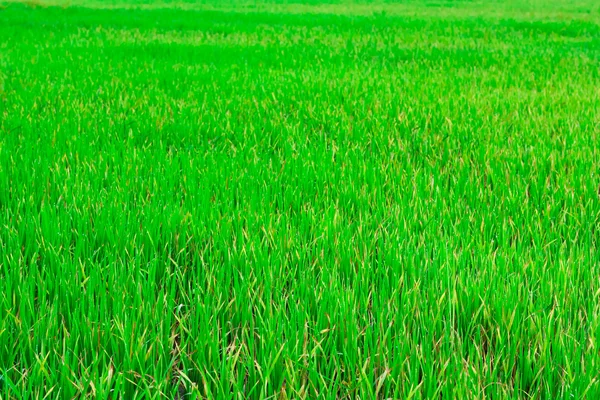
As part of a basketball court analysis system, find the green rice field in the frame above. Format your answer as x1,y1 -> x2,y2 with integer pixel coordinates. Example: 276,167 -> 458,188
1,0 -> 600,398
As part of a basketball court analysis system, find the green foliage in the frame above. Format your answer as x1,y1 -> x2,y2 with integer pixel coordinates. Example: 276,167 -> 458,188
1,1 -> 600,398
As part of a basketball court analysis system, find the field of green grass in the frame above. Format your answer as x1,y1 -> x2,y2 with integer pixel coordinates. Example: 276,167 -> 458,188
1,0 -> 600,398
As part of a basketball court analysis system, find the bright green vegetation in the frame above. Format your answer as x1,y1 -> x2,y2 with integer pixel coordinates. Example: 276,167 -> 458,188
1,0 -> 600,398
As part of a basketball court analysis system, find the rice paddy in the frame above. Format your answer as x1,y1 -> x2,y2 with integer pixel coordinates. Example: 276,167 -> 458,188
1,0 -> 600,398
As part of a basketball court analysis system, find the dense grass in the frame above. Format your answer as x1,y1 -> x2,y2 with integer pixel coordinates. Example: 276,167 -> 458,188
1,0 -> 600,398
